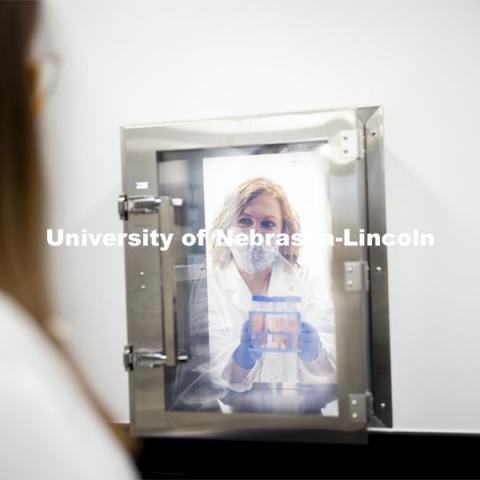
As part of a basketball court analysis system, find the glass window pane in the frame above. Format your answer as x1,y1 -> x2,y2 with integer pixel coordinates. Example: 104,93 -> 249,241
162,142 -> 338,416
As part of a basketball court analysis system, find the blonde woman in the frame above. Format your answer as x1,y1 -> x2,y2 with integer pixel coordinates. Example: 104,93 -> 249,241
0,3 -> 137,478
206,177 -> 337,411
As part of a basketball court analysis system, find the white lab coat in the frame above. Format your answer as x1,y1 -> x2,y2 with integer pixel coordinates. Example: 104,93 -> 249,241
207,258 -> 337,393
0,290 -> 138,480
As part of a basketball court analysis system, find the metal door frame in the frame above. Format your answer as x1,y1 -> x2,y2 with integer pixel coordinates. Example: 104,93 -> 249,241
119,106 -> 392,443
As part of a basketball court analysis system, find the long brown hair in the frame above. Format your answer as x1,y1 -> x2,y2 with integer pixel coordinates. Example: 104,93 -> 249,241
0,1 -> 134,452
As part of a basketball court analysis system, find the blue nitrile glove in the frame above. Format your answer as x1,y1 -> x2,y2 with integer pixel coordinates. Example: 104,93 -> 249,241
233,319 -> 263,369
298,322 -> 321,363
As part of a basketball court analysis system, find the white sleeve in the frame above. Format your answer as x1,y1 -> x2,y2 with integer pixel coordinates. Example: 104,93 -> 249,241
207,298 -> 261,393
221,355 -> 262,393
297,273 -> 337,384
0,368 -> 137,480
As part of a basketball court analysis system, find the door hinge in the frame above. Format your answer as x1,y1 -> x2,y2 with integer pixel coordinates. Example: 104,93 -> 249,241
340,129 -> 364,160
344,261 -> 369,292
123,345 -> 188,371
349,393 -> 369,423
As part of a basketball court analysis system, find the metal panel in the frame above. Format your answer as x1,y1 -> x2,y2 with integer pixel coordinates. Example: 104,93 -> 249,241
120,106 -> 391,441
362,106 -> 393,427
121,126 -> 165,431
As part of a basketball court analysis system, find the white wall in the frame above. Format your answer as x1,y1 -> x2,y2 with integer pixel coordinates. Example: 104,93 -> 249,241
41,0 -> 480,431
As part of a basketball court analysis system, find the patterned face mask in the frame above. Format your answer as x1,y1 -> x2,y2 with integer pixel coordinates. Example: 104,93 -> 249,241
230,242 -> 279,274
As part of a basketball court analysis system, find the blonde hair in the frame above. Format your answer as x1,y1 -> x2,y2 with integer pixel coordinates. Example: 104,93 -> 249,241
210,177 -> 301,267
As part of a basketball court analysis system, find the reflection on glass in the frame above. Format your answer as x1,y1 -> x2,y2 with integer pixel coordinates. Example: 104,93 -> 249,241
165,145 -> 338,416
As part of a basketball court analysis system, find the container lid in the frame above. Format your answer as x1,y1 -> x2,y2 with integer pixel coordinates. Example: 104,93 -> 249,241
251,295 -> 270,302
269,296 -> 287,302
284,295 -> 301,302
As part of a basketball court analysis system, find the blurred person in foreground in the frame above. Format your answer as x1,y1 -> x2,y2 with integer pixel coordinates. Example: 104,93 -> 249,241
0,2 -> 138,478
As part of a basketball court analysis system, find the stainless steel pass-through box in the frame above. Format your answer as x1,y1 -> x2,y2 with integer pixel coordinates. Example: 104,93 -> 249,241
119,106 -> 391,444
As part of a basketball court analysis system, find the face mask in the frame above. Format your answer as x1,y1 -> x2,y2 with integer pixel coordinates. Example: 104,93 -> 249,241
230,242 -> 279,274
